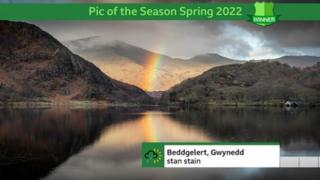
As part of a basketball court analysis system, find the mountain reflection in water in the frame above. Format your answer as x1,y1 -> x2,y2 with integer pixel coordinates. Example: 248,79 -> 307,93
0,107 -> 320,179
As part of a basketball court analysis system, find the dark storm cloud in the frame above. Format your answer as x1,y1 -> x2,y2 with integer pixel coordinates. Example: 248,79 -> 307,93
225,21 -> 320,48
29,20 -> 320,60
255,22 -> 320,48
2,0 -> 320,59
32,20 -> 263,59
196,21 -> 320,52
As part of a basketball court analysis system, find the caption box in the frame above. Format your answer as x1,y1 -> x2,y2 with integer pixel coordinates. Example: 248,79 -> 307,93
142,142 -> 280,168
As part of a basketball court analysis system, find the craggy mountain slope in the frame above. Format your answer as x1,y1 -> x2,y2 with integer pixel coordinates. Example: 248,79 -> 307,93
0,21 -> 152,104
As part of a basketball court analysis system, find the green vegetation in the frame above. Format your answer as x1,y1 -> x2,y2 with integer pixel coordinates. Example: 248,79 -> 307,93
0,100 -> 150,109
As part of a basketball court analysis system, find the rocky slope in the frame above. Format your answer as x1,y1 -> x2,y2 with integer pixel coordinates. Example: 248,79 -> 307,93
0,21 -> 152,104
160,61 -> 320,106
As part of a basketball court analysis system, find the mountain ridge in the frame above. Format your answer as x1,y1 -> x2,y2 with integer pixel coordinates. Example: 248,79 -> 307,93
160,61 -> 320,106
65,39 -> 243,91
66,37 -> 320,68
65,37 -> 320,91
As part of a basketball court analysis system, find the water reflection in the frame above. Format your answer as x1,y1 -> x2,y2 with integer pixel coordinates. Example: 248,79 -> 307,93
168,107 -> 320,156
0,107 -> 320,179
0,108 -> 144,179
43,111 -> 213,180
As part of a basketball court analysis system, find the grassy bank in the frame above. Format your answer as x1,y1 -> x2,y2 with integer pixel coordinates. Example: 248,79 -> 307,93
0,99 -> 159,109
0,100 -> 109,109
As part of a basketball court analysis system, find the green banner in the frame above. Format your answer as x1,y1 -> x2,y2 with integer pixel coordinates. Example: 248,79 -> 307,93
0,3 -> 320,25
0,3 -> 252,20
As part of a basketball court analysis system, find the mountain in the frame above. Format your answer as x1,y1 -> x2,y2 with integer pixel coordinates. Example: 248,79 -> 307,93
271,56 -> 320,68
65,38 -> 320,91
0,21 -> 152,104
186,53 -> 239,65
160,61 -> 320,106
65,39 -> 242,91
67,38 -> 173,66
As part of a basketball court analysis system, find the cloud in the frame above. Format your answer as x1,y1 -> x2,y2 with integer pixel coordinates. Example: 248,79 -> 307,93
2,0 -> 319,59
194,20 -> 320,58
32,21 -> 229,59
30,20 -> 320,60
232,21 -> 320,48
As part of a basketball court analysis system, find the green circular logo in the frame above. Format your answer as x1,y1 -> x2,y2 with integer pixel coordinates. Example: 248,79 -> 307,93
144,148 -> 163,164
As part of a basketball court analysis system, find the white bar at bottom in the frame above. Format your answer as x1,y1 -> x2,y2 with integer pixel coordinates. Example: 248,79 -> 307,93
300,157 -> 318,168
280,157 -> 320,168
280,157 -> 299,167
164,145 -> 280,168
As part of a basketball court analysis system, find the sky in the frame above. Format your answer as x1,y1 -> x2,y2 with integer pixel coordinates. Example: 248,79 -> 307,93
30,20 -> 320,60
1,0 -> 320,60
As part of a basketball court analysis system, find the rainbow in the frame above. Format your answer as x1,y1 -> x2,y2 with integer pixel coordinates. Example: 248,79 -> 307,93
140,112 -> 159,142
140,52 -> 163,91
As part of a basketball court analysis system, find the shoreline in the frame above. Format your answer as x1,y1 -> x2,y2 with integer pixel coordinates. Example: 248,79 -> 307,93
0,100 -> 141,109
0,100 -> 318,109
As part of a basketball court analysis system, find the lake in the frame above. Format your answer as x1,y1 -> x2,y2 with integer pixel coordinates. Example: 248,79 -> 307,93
0,107 -> 320,179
